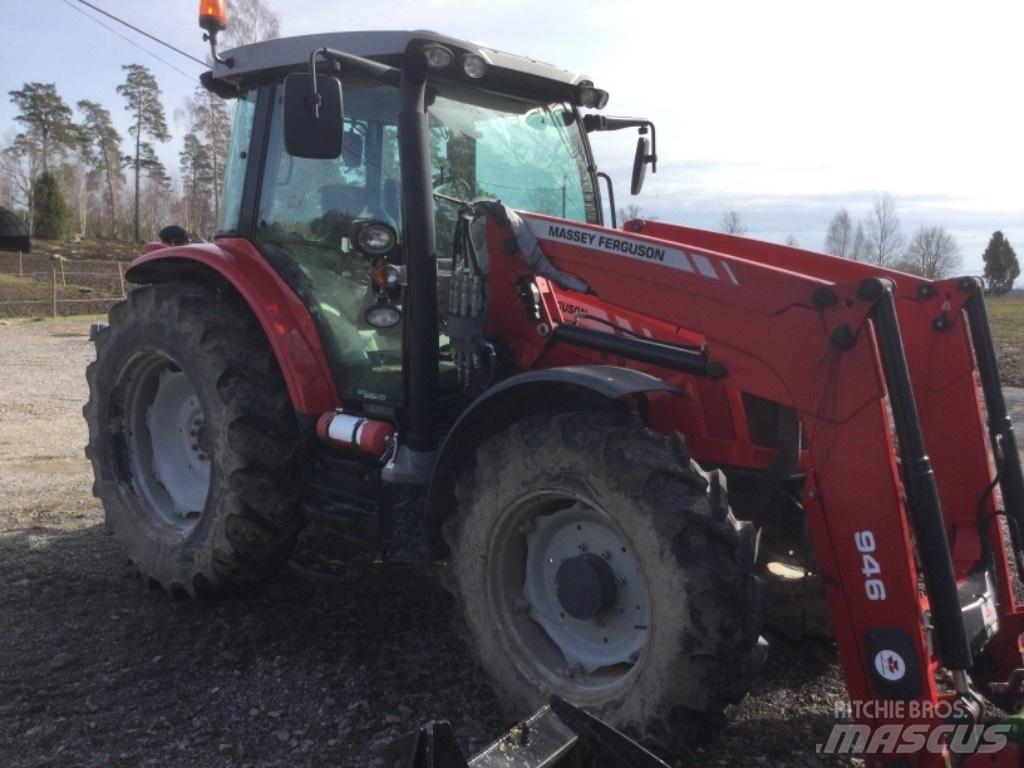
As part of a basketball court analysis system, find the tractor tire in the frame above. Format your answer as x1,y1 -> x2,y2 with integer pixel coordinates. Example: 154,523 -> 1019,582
442,409 -> 764,755
84,282 -> 307,597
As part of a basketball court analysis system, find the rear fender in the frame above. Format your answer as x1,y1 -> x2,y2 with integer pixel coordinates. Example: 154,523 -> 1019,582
426,365 -> 678,551
126,238 -> 339,414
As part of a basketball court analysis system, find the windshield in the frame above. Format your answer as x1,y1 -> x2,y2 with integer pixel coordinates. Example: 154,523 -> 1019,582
429,84 -> 597,223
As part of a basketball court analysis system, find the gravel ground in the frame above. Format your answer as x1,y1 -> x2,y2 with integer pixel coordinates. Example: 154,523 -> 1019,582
1,316 -> 1022,768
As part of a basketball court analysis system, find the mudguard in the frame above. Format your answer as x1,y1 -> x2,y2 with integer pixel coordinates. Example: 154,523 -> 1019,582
127,238 -> 339,414
426,365 -> 678,534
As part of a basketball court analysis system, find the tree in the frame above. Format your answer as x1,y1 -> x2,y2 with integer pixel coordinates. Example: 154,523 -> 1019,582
850,221 -> 868,262
982,231 -> 1020,295
616,204 -> 658,223
224,0 -> 281,47
32,171 -> 72,239
824,209 -> 853,258
784,235 -> 800,247
118,64 -> 170,243
719,210 -> 747,235
179,132 -> 214,235
1,134 -> 42,231
897,226 -> 961,279
183,86 -> 232,227
77,100 -> 124,238
864,193 -> 904,266
8,83 -> 79,174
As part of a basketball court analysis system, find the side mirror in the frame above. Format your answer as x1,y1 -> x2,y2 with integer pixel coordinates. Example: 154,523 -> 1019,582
630,136 -> 650,195
283,73 -> 344,160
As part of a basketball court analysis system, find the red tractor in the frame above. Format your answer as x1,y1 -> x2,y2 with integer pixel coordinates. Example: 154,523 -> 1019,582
85,5 -> 1024,765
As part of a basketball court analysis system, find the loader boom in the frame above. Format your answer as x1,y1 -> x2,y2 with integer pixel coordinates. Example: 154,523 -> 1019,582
476,210 -> 1024,764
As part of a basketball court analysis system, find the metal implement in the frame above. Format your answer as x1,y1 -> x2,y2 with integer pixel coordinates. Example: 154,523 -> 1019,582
389,697 -> 669,768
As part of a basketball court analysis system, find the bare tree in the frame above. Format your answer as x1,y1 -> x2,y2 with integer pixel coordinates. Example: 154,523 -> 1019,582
719,210 -> 747,235
784,235 -> 799,247
1,133 -> 41,224
824,209 -> 853,258
864,193 -> 904,266
850,221 -> 867,261
224,0 -> 281,47
897,226 -> 961,279
617,204 -> 658,223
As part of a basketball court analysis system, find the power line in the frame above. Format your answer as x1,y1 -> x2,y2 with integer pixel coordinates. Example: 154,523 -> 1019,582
67,0 -> 209,69
58,0 -> 198,81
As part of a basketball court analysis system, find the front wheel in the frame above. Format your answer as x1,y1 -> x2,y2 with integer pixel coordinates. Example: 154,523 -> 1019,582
443,410 -> 764,755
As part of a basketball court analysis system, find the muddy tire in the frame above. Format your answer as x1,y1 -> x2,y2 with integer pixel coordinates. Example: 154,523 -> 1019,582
442,409 -> 764,755
84,282 -> 307,597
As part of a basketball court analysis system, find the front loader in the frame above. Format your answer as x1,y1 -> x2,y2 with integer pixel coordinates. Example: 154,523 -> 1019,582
84,3 -> 1024,764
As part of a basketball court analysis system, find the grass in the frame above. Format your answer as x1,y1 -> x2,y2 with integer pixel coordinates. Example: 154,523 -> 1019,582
987,296 -> 1024,387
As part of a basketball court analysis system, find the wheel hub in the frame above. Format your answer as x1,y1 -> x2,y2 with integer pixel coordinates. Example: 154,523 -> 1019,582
125,355 -> 211,532
521,502 -> 649,676
555,553 -> 618,620
145,368 -> 211,520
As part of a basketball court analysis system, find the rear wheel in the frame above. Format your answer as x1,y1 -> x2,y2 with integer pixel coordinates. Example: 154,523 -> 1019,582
84,282 -> 307,596
443,410 -> 764,755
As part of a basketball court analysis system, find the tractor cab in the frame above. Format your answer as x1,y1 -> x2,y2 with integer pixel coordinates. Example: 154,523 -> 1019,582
206,31 -> 618,413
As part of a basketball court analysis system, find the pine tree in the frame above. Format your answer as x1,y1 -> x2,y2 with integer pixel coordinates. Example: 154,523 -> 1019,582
8,83 -> 80,174
32,171 -> 72,239
77,100 -> 124,239
118,64 -> 170,243
982,231 -> 1020,295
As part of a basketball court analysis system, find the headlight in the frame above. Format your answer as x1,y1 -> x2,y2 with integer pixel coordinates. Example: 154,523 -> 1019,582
353,221 -> 396,256
363,299 -> 403,329
423,44 -> 454,69
576,85 -> 609,110
462,54 -> 487,79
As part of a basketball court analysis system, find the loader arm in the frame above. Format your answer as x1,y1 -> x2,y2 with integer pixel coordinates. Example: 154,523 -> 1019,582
479,210 -> 1024,766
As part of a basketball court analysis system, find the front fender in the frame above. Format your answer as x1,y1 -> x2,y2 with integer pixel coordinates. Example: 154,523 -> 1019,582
426,365 -> 679,547
127,238 -> 339,414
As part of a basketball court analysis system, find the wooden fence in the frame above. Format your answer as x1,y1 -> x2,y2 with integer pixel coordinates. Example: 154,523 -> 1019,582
0,251 -> 130,318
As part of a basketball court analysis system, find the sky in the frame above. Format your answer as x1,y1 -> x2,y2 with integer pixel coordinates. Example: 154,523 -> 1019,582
1,0 -> 1021,276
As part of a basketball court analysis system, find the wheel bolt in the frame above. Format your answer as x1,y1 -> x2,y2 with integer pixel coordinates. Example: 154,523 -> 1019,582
617,577 -> 627,587
601,550 -> 612,560
595,616 -> 606,627
578,542 -> 588,552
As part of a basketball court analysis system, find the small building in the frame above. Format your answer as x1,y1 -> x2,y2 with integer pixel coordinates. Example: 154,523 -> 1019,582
0,206 -> 30,253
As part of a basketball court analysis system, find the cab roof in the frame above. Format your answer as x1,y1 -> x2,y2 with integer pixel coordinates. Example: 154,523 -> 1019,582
207,30 -> 595,102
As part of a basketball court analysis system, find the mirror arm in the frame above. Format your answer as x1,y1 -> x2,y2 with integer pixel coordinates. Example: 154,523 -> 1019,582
584,115 -> 657,174
311,47 -> 403,89
647,122 -> 657,173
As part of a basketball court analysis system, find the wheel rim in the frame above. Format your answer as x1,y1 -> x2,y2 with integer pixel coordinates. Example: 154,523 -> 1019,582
124,353 -> 211,531
487,493 -> 651,696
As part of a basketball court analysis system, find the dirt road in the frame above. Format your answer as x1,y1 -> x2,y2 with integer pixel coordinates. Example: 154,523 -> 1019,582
2,316 -> 1021,767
